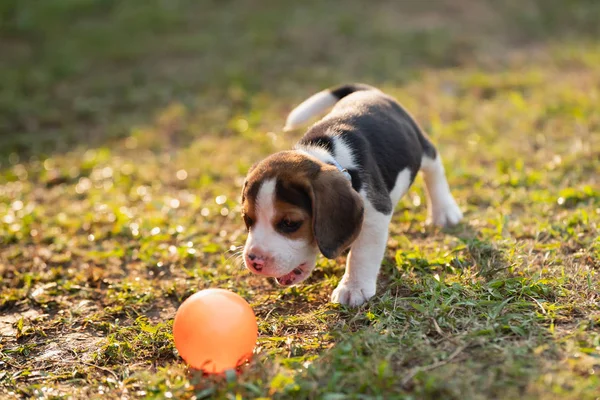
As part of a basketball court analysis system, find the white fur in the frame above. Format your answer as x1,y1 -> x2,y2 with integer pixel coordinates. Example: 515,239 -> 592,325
296,136 -> 357,171
247,179 -> 276,259
244,179 -> 318,279
421,155 -> 463,227
331,137 -> 357,169
284,91 -> 338,131
389,168 -> 412,205
295,146 -> 335,165
331,169 -> 412,306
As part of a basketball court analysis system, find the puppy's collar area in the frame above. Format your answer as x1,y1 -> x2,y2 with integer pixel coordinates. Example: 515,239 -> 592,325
294,147 -> 352,182
328,158 -> 352,181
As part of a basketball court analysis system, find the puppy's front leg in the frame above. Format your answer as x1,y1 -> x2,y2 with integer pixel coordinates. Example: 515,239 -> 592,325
331,203 -> 392,307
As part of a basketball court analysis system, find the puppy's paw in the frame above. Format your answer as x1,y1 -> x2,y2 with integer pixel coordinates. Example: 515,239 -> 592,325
331,280 -> 376,307
429,197 -> 463,227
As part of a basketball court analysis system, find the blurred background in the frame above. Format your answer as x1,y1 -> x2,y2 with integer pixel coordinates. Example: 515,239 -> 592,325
1,0 -> 599,156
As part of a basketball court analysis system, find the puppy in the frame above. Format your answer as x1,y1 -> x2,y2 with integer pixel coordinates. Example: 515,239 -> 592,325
241,84 -> 462,306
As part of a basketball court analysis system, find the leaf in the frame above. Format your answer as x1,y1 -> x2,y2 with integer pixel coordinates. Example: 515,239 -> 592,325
377,360 -> 389,378
411,302 -> 427,313
202,243 -> 220,253
322,394 -> 349,400
489,297 -> 514,319
195,388 -> 216,399
509,325 -> 526,336
16,317 -> 24,337
270,373 -> 295,391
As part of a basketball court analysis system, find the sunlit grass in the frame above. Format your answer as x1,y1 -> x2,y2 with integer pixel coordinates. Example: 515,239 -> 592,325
1,0 -> 599,399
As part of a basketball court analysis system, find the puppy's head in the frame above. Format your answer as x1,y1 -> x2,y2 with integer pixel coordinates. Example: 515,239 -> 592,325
241,150 -> 364,286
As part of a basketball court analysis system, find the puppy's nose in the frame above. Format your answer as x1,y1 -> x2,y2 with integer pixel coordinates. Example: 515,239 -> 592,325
248,254 -> 265,271
246,249 -> 267,272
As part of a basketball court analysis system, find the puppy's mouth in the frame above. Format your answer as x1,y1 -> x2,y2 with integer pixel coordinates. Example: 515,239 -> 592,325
275,263 -> 310,286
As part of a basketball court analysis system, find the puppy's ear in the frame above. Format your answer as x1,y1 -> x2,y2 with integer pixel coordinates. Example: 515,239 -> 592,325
309,168 -> 364,259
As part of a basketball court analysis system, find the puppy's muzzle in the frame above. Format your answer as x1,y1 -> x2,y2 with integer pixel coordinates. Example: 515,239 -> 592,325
245,248 -> 267,272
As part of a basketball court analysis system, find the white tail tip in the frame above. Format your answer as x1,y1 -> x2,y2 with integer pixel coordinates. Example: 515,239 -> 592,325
283,90 -> 338,131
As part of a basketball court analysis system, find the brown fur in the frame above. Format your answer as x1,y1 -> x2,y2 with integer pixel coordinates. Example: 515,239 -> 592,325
307,167 -> 364,258
273,200 -> 313,242
242,151 -> 364,258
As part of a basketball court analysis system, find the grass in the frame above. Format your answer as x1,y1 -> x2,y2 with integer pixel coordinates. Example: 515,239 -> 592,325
1,0 -> 599,398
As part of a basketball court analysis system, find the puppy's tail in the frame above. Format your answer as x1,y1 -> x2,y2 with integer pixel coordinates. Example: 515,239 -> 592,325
284,83 -> 374,131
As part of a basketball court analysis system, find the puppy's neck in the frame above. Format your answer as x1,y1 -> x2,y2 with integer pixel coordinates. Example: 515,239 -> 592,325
294,144 -> 333,165
294,144 -> 351,181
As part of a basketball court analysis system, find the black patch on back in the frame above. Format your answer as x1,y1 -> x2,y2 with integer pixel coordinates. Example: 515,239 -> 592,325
275,180 -> 312,213
330,83 -> 373,100
297,89 -> 439,215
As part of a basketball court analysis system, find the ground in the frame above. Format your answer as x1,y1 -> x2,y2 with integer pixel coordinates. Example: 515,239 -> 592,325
1,0 -> 599,399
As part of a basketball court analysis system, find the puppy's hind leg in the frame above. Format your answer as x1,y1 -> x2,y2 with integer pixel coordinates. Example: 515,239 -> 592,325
421,153 -> 463,227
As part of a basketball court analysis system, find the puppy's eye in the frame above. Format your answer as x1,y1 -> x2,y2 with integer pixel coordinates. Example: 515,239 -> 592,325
277,218 -> 302,233
243,215 -> 254,229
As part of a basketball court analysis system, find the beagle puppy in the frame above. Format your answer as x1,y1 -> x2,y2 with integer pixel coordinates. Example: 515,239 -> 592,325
241,84 -> 462,306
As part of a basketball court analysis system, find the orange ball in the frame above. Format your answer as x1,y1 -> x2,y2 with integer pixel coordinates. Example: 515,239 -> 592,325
173,288 -> 258,373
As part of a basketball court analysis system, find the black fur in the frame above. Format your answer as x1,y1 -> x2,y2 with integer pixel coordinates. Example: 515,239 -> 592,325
347,169 -> 362,192
330,83 -> 374,100
299,134 -> 334,153
275,180 -> 312,213
298,84 -> 437,214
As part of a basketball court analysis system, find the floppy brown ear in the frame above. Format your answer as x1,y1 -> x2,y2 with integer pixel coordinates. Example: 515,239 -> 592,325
309,168 -> 364,259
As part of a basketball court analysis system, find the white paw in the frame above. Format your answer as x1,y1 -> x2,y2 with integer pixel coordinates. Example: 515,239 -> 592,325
331,280 -> 376,307
429,197 -> 463,227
